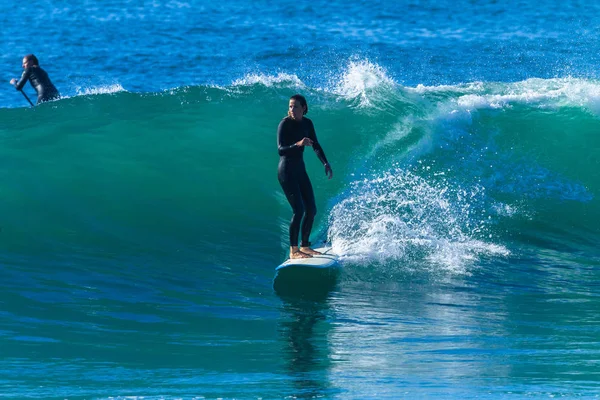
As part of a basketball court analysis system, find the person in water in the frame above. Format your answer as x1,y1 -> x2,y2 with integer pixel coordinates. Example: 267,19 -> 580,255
10,54 -> 60,104
277,94 -> 333,259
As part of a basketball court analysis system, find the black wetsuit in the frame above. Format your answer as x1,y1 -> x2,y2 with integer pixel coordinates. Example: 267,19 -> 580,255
277,116 -> 329,247
15,66 -> 60,104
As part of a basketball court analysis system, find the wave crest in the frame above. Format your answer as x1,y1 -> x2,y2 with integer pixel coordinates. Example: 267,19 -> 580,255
328,168 -> 509,275
75,84 -> 127,96
332,59 -> 397,108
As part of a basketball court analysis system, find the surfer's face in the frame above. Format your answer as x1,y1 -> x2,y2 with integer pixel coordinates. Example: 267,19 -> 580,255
289,99 -> 306,120
22,58 -> 31,68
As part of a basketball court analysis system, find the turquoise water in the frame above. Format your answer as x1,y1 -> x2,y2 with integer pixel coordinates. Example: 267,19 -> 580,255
2,1 -> 600,399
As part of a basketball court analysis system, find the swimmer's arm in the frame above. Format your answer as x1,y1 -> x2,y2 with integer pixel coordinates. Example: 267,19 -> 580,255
13,68 -> 30,91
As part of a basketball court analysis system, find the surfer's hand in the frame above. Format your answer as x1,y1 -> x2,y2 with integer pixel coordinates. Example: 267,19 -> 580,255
325,163 -> 333,179
9,79 -> 16,85
296,137 -> 313,147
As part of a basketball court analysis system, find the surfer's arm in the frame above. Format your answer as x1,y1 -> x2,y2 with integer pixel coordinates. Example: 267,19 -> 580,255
277,119 -> 299,155
307,120 -> 333,178
307,120 -> 329,166
278,142 -> 299,154
13,68 -> 30,91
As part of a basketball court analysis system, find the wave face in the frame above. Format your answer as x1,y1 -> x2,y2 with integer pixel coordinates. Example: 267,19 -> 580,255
1,66 -> 598,272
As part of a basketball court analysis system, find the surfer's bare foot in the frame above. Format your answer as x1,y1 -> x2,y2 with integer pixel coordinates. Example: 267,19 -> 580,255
300,247 -> 322,255
290,249 -> 312,259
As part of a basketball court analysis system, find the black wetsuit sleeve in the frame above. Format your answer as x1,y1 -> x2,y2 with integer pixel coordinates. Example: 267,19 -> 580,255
15,68 -> 31,91
307,119 -> 330,165
277,119 -> 299,155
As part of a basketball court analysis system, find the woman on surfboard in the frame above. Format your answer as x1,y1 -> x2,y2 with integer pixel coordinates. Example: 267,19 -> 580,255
10,54 -> 60,104
277,94 -> 333,259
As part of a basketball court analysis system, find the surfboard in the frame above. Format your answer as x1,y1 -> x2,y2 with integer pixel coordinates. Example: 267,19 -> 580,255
273,246 -> 340,298
275,246 -> 339,271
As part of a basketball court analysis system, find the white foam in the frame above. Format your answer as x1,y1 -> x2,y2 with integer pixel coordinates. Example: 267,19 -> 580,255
409,81 -> 485,95
231,72 -> 305,88
442,78 -> 600,114
403,78 -> 600,117
75,84 -> 127,96
328,169 -> 509,275
332,59 -> 397,108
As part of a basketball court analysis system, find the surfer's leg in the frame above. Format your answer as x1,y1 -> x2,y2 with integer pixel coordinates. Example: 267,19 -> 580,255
288,195 -> 313,259
279,165 -> 313,259
286,187 -> 304,247
298,171 -> 321,255
279,176 -> 311,256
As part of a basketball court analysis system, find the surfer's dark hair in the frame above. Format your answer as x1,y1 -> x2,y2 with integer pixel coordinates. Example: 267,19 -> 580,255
290,94 -> 308,115
24,54 -> 39,66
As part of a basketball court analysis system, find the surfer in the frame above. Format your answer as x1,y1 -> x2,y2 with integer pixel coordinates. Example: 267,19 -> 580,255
9,54 -> 60,104
277,94 -> 333,259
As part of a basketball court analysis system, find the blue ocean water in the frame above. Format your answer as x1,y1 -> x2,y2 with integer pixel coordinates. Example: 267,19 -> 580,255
1,0 -> 600,398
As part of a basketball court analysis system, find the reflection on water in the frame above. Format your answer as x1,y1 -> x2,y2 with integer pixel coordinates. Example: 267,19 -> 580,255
273,266 -> 340,300
271,251 -> 600,398
277,284 -> 338,399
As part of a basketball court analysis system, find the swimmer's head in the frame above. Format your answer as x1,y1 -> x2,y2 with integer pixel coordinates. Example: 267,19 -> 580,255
288,94 -> 308,120
22,54 -> 39,68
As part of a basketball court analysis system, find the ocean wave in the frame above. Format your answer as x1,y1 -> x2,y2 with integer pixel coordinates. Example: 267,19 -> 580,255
231,72 -> 306,88
0,77 -> 597,257
330,59 -> 398,108
74,84 -> 127,96
328,169 -> 509,275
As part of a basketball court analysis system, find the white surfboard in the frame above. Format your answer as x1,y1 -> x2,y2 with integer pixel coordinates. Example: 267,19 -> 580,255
275,246 -> 340,271
274,246 -> 341,297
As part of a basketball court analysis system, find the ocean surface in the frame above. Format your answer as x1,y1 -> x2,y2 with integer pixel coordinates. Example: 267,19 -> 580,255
1,0 -> 600,398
